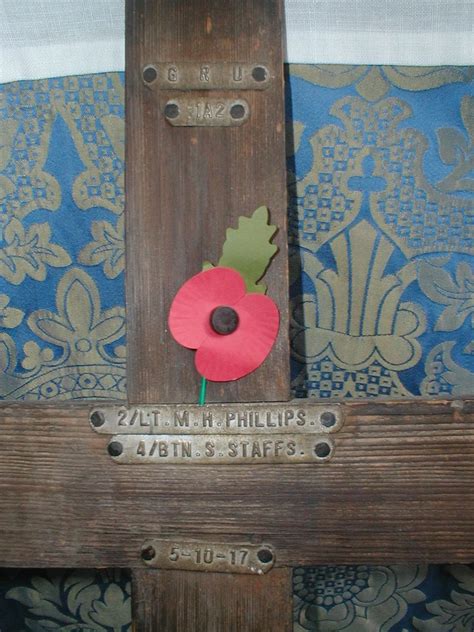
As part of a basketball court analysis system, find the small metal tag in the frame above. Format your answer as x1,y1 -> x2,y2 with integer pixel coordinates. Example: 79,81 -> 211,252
106,433 -> 334,464
92,402 -> 343,465
143,62 -> 272,90
164,98 -> 249,127
141,538 -> 275,574
90,402 -> 343,435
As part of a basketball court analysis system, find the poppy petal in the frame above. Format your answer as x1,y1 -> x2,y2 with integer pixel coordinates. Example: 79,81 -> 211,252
168,267 -> 246,349
195,293 -> 279,381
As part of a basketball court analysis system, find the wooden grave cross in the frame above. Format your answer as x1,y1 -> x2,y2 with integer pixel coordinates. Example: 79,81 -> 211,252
1,1 -> 473,630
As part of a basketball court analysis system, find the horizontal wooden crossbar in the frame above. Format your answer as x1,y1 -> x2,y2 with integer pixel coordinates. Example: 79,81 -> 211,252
0,397 -> 473,567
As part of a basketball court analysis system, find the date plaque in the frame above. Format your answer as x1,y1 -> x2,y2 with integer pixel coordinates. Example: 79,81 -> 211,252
141,538 -> 275,574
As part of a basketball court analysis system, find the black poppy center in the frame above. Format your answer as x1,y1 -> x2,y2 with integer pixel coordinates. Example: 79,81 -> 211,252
210,306 -> 239,335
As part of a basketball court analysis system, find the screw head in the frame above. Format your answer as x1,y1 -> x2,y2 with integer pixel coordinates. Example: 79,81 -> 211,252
252,66 -> 267,82
257,548 -> 273,564
141,545 -> 156,561
108,441 -> 123,457
164,102 -> 180,119
143,65 -> 158,83
230,104 -> 245,120
90,410 -> 105,428
314,442 -> 331,458
320,411 -> 336,428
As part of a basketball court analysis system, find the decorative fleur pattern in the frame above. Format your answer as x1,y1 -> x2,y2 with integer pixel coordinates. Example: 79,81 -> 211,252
293,565 -> 427,631
414,566 -> 474,631
436,96 -> 474,193
3,569 -> 131,631
418,259 -> 474,334
292,65 -> 474,102
0,293 -> 23,329
420,341 -> 473,397
289,63 -> 474,631
29,268 -> 125,365
0,102 -> 61,219
0,218 -> 71,284
0,65 -> 473,630
291,220 -> 425,372
289,97 -> 473,259
0,74 -> 126,401
288,65 -> 473,400
79,215 -> 124,279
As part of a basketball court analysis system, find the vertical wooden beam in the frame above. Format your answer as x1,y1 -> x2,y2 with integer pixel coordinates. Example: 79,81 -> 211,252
126,1 -> 291,627
132,568 -> 293,632
126,0 -> 289,404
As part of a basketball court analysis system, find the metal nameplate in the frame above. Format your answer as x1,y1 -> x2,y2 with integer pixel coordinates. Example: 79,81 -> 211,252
143,62 -> 272,90
141,538 -> 275,574
164,98 -> 249,127
106,433 -> 334,464
90,402 -> 343,435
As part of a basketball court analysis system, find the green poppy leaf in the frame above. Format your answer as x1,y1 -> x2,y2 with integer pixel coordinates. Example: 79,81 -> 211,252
212,206 -> 278,294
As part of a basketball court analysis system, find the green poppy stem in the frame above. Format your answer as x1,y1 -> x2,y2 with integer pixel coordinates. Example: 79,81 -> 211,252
199,376 -> 207,406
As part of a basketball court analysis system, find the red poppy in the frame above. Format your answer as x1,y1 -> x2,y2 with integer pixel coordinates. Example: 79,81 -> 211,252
168,267 -> 279,382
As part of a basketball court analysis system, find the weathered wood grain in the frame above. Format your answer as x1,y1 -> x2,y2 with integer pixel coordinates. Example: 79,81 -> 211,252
132,568 -> 292,631
126,0 -> 289,404
0,398 -> 473,567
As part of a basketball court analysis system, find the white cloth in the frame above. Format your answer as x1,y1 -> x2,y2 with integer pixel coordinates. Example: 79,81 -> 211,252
0,0 -> 473,83
286,0 -> 474,65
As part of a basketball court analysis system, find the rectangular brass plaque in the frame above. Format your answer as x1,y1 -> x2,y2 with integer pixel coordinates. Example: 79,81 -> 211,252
91,402 -> 343,435
141,538 -> 275,574
145,62 -> 272,90
107,433 -> 334,464
164,98 -> 249,127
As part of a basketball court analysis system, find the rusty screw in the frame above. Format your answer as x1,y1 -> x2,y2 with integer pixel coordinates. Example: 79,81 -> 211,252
320,411 -> 336,428
230,104 -> 245,120
314,442 -> 331,458
257,548 -> 273,564
141,545 -> 156,561
252,66 -> 267,82
164,102 -> 180,119
90,410 -> 105,428
108,441 -> 123,457
143,65 -> 158,83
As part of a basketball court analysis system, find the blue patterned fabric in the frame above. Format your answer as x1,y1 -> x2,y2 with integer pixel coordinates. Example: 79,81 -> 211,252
0,569 -> 130,631
0,75 -> 125,401
0,67 -> 473,630
288,66 -> 474,399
